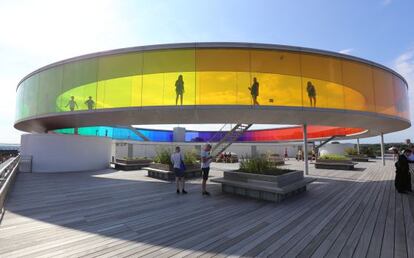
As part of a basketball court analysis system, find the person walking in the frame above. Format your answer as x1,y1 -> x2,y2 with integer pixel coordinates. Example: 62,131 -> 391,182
171,146 -> 187,194
395,149 -> 413,193
65,96 -> 78,111
249,77 -> 260,105
201,144 -> 213,196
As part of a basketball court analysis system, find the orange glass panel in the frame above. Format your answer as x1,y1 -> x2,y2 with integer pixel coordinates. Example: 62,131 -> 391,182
250,73 -> 302,107
373,67 -> 395,116
251,50 -> 301,76
393,75 -> 410,120
342,60 -> 375,112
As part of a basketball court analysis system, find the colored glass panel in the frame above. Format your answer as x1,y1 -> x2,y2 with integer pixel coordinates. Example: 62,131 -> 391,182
61,59 -> 98,112
38,66 -> 63,115
97,53 -> 143,109
373,67 -> 396,116
196,49 -> 249,105
393,75 -> 410,120
342,60 -> 375,112
142,49 -> 195,106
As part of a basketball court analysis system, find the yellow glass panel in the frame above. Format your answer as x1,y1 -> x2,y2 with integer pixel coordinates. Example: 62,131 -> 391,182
250,73 -> 302,107
342,60 -> 375,112
164,72 -> 196,105
142,73 -> 164,106
98,53 -> 142,81
196,49 -> 249,105
131,75 -> 142,107
61,59 -> 97,112
59,83 -> 96,112
373,68 -> 395,116
142,49 -> 195,106
236,72 -> 252,105
197,72 -> 237,105
97,53 -> 142,109
251,50 -> 301,76
393,75 -> 410,120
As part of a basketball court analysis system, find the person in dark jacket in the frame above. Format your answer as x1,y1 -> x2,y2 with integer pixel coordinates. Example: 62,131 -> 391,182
395,149 -> 413,193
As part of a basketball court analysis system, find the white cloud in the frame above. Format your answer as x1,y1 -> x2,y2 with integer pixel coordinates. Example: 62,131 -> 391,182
338,48 -> 354,55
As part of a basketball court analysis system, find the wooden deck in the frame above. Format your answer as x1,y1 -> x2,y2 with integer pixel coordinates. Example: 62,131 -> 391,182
0,160 -> 413,257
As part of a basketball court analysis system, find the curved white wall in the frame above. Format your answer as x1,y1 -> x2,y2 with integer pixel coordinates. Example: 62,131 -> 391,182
21,134 -> 112,173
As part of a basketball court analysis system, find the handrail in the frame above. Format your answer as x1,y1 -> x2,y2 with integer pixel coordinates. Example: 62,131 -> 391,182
208,124 -> 229,142
0,155 -> 20,223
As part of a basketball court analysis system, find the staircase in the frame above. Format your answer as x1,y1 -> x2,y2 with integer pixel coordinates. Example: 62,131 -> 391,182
210,124 -> 252,157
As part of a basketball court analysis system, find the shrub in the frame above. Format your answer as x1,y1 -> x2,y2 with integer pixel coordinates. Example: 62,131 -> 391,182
154,148 -> 173,165
319,154 -> 349,161
183,150 -> 198,165
240,156 -> 271,173
344,147 -> 358,156
239,156 -> 291,176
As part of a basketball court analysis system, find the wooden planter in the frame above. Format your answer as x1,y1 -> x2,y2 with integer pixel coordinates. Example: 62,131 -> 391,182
211,170 -> 315,202
315,159 -> 355,170
145,163 -> 202,181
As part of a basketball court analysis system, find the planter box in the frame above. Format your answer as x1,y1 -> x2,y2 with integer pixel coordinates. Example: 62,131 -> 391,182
144,163 -> 202,181
346,155 -> 369,162
315,159 -> 355,170
114,159 -> 153,170
211,170 -> 315,202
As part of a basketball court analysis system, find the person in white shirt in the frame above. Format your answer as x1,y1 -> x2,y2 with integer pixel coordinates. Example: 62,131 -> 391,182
201,144 -> 213,196
171,146 -> 187,194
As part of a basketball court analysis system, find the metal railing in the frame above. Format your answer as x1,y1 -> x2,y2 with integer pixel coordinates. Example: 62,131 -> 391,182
0,155 -> 20,222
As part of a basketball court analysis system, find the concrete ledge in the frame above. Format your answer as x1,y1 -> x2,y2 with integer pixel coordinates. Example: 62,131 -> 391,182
144,167 -> 202,181
211,170 -> 315,202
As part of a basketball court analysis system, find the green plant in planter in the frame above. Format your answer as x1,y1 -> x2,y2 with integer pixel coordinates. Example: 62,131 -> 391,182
319,154 -> 349,161
344,147 -> 358,156
239,156 -> 291,176
183,150 -> 198,165
154,148 -> 173,165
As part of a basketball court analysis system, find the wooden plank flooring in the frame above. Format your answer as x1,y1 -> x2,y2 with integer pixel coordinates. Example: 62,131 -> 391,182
0,160 -> 413,257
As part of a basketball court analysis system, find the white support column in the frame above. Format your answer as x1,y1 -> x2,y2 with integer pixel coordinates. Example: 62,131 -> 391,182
380,133 -> 385,166
303,124 -> 309,175
356,138 -> 360,154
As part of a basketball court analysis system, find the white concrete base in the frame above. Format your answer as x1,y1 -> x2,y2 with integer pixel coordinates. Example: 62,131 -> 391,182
20,134 -> 112,173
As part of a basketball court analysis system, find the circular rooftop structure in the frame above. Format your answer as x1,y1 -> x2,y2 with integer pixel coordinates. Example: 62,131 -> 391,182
14,42 -> 411,141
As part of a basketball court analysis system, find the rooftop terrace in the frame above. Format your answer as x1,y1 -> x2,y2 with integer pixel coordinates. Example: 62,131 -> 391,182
0,160 -> 413,257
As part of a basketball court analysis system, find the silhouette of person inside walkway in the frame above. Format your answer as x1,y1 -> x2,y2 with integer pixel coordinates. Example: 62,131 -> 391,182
306,81 -> 317,107
85,96 -> 95,110
65,96 -> 78,111
175,75 -> 184,105
249,77 -> 260,105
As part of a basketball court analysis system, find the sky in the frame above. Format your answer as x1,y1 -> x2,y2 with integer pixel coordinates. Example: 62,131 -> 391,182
0,0 -> 413,144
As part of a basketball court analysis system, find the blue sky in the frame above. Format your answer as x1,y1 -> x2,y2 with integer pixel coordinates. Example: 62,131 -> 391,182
0,0 -> 413,144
